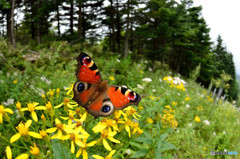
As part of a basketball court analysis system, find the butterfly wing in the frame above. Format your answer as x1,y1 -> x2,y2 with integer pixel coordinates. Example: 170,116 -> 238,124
75,52 -> 102,84
107,86 -> 141,110
73,81 -> 96,108
73,52 -> 102,108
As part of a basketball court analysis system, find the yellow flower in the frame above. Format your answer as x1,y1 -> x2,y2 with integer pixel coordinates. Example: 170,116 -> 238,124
185,96 -> 191,101
113,110 -> 125,125
56,88 -> 60,94
42,94 -> 45,99
60,110 -> 77,124
0,103 -> 13,123
124,106 -> 141,120
194,116 -> 201,122
100,130 -> 120,151
92,118 -> 118,133
10,120 -> 42,143
13,79 -> 18,84
54,98 -> 78,109
6,146 -> 12,159
65,84 -> 74,96
147,117 -> 154,124
30,143 -> 40,156
16,101 -> 22,110
60,127 -> 88,153
21,102 -> 46,122
131,122 -> 143,135
124,119 -> 133,138
46,118 -> 75,139
76,138 -> 97,159
39,129 -> 49,140
138,106 -> 143,111
172,102 -> 177,106
140,70 -> 144,74
109,76 -> 115,81
93,150 -> 116,159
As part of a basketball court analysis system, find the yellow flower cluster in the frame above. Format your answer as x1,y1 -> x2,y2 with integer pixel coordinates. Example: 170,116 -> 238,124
163,76 -> 186,91
2,85 -> 143,159
161,105 -> 178,129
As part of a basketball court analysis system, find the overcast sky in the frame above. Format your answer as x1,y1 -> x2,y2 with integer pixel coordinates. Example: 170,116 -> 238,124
193,0 -> 240,75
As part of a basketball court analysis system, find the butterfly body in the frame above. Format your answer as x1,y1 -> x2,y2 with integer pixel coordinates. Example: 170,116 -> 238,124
73,52 -> 141,118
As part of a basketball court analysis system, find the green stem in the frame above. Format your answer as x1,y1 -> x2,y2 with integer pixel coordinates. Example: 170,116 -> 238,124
47,141 -> 54,159
8,120 -> 28,149
0,135 -> 27,149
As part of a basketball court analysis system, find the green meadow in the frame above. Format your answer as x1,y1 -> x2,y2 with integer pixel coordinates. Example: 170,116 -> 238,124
0,40 -> 239,159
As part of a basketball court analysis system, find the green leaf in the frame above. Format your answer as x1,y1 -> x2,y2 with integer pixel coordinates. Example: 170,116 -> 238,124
130,142 -> 145,149
160,141 -> 177,153
131,149 -> 149,158
160,133 -> 168,141
134,132 -> 152,145
52,139 -> 70,159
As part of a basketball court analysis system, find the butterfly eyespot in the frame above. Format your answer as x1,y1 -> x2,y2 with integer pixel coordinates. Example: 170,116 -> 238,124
77,83 -> 85,93
101,105 -> 111,113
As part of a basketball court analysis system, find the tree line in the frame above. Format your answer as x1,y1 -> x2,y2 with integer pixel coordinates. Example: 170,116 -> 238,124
0,0 -> 238,99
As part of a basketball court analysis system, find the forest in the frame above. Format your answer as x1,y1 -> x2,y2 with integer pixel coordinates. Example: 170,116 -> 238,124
0,0 -> 238,100
0,0 -> 240,158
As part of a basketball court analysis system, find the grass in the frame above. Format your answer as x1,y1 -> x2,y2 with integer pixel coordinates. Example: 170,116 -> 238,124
0,39 -> 240,158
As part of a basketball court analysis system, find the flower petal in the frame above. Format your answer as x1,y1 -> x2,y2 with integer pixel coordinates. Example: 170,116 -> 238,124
5,108 -> 13,114
31,111 -> 38,122
75,140 -> 85,147
87,141 -> 97,147
16,153 -> 29,159
92,155 -> 104,159
20,108 -> 28,111
6,146 -> 12,159
108,137 -> 120,143
54,103 -> 63,109
103,139 -> 112,151
71,141 -> 75,153
0,114 -> 3,124
35,106 -> 46,110
76,148 -> 82,158
10,133 -> 21,143
83,149 -> 88,159
46,127 -> 57,133
25,120 -> 32,128
28,131 -> 42,139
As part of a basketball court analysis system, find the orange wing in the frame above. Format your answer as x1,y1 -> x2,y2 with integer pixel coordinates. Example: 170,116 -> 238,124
107,86 -> 141,110
75,52 -> 102,84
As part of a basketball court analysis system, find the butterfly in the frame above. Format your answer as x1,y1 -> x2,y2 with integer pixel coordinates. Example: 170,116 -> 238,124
72,52 -> 141,118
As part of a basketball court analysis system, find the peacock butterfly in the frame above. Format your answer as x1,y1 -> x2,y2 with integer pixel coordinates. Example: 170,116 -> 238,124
72,52 -> 141,118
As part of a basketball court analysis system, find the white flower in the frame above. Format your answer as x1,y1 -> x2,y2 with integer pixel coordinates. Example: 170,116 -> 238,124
116,59 -> 120,62
186,104 -> 190,108
125,149 -> 131,155
3,99 -> 14,106
13,72 -> 18,76
177,93 -> 180,96
176,129 -> 179,133
181,79 -> 186,85
142,78 -> 152,82
0,80 -> 4,84
137,64 -> 141,67
0,53 -> 3,57
159,79 -> 162,82
40,76 -> 47,81
36,88 -> 45,96
203,120 -> 210,125
45,79 -> 52,85
144,60 -> 148,64
152,89 -> 156,92
7,73 -> 10,77
148,68 -> 152,71
213,132 -> 216,136
15,110 -> 21,119
30,85 -> 35,90
188,123 -> 192,127
223,131 -> 226,134
137,84 -> 144,89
